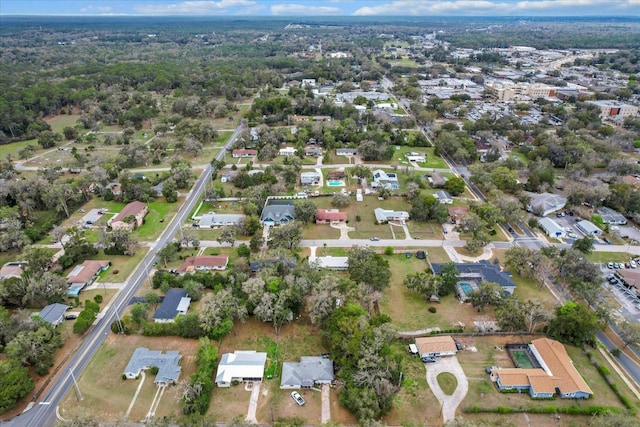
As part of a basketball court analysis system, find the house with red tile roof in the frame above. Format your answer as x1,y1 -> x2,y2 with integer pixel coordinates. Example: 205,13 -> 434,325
315,209 -> 347,224
177,255 -> 229,274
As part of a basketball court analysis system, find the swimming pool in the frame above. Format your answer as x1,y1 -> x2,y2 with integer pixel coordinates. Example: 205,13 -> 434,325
459,282 -> 474,296
328,180 -> 345,186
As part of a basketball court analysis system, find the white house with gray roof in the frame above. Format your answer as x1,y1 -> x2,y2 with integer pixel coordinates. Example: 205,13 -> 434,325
215,351 -> 267,387
123,347 -> 182,385
538,217 -> 565,239
198,212 -> 245,228
35,303 -> 70,327
576,220 -> 602,236
280,356 -> 334,389
374,208 -> 409,224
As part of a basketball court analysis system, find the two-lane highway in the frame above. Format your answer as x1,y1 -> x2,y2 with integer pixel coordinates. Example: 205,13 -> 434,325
4,122 -> 243,427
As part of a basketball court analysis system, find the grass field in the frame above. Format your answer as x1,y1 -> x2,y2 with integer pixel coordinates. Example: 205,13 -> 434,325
437,372 -> 458,396
59,335 -> 200,422
136,199 -> 183,240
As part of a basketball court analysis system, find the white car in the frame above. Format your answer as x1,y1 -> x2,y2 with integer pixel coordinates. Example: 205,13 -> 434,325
291,391 -> 305,406
631,261 -> 637,269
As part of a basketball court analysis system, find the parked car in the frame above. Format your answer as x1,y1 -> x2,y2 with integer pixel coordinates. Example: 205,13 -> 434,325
614,263 -> 620,269
416,250 -> 426,259
291,391 -> 305,406
631,261 -> 637,269
603,238 -> 611,244
421,356 -> 437,363
485,366 -> 500,374
508,227 -> 515,234
607,262 -> 614,269
405,252 -> 411,258
370,237 -> 380,241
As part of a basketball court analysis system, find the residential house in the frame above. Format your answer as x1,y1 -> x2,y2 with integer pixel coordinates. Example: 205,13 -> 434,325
538,217 -> 566,239
434,190 -> 453,205
153,288 -> 191,323
576,220 -> 602,236
315,209 -> 347,224
279,146 -> 297,156
428,173 -> 447,188
432,260 -> 516,297
0,261 -> 26,280
198,212 -> 245,228
123,348 -> 182,385
405,151 -> 426,162
448,206 -> 470,224
597,207 -> 627,225
527,193 -> 567,217
371,169 -> 400,190
177,255 -> 229,274
300,172 -> 321,186
66,260 -> 110,297
304,146 -> 323,157
374,208 -> 409,224
232,149 -> 258,158
327,170 -> 345,180
414,336 -> 458,358
491,338 -> 593,399
215,351 -> 267,387
35,303 -> 70,327
109,201 -> 148,231
280,356 -> 334,389
336,148 -> 358,156
308,256 -> 349,270
260,200 -> 295,225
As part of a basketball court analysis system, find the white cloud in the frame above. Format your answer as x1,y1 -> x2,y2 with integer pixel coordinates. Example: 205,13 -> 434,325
352,0 -> 640,15
80,5 -> 113,14
271,3 -> 342,15
134,0 -> 256,15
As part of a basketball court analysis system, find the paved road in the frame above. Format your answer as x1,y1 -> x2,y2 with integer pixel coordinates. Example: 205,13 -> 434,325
597,331 -> 640,389
3,123 -> 243,427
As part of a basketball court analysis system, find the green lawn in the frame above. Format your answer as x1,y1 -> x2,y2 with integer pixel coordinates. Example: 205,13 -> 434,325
437,372 -> 458,395
95,248 -> 149,282
47,114 -> 82,133
2,139 -> 39,158
588,251 -> 632,263
135,200 -> 182,240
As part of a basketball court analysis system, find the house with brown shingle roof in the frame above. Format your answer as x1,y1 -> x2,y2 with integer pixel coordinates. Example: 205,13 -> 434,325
327,170 -> 345,180
66,260 -> 110,297
315,209 -> 347,224
414,336 -> 458,358
491,338 -> 593,399
177,255 -> 229,274
109,201 -> 148,231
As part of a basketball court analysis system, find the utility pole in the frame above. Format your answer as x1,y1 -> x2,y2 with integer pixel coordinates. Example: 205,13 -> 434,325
70,369 -> 83,401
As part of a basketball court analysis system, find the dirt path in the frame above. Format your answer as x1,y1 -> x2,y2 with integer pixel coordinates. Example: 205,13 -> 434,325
425,357 -> 468,423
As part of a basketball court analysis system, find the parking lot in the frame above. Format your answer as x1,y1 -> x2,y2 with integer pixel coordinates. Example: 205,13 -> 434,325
552,212 -> 584,243
601,265 -> 640,323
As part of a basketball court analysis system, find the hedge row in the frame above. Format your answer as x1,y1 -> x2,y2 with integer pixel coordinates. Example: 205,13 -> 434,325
182,338 -> 218,415
586,350 -> 637,414
464,405 -> 620,416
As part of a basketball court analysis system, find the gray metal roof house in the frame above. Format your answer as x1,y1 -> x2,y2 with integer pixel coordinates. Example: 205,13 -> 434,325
35,303 -> 70,327
198,212 -> 245,228
280,356 -> 334,389
576,220 -> 602,236
153,288 -> 191,323
597,207 -> 627,225
215,351 -> 267,387
123,347 -> 182,385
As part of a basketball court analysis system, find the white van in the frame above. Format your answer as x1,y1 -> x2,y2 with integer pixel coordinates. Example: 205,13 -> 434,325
409,344 -> 418,355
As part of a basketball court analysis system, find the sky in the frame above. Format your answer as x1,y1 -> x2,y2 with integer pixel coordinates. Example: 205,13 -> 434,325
1,0 -> 639,17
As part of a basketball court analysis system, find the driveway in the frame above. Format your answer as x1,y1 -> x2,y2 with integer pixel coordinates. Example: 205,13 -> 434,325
245,381 -> 261,423
425,356 -> 468,424
321,383 -> 331,423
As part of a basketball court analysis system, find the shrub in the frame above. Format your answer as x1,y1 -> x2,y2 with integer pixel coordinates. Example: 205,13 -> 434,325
356,215 -> 361,222
122,374 -> 127,380
112,269 -> 119,275
610,348 -> 621,357
149,366 -> 159,375
384,246 -> 394,255
428,307 -> 437,313
94,294 -> 103,304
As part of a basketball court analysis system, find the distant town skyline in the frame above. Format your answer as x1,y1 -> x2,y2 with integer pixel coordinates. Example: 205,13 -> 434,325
1,0 -> 639,17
